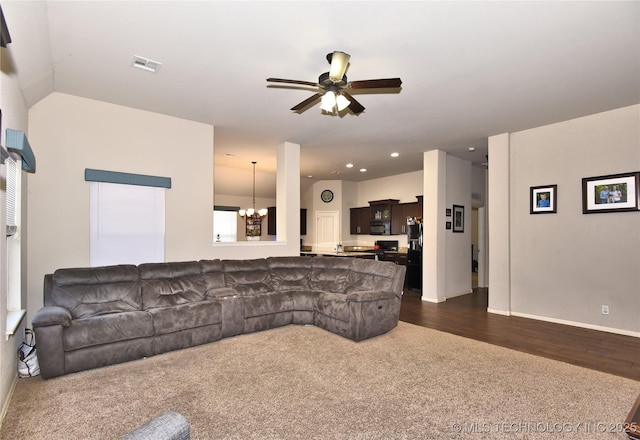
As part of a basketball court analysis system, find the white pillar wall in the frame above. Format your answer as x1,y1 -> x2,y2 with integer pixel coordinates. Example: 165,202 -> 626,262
276,142 -> 301,243
422,150 -> 447,303
487,133 -> 511,315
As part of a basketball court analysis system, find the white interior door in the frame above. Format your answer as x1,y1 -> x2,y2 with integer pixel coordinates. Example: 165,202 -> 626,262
315,211 -> 340,253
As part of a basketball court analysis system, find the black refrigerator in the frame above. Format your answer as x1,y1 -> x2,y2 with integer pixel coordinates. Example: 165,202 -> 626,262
406,217 -> 422,291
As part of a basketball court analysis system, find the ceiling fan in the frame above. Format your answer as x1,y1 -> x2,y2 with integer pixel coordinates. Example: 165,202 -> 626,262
266,51 -> 402,115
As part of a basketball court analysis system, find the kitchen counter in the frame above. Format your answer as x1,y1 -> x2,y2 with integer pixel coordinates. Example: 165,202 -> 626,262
300,251 -> 377,258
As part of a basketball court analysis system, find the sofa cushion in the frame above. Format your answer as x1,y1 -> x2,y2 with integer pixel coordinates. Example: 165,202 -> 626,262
139,261 -> 206,309
223,259 -> 271,294
346,258 -> 397,293
199,259 -> 227,293
267,256 -> 312,291
63,311 -> 153,351
148,300 -> 222,335
51,265 -> 142,319
313,291 -> 350,322
243,291 -> 293,317
310,257 -> 353,293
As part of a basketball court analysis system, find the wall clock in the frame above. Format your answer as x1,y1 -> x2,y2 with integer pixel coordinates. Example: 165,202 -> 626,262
320,189 -> 334,203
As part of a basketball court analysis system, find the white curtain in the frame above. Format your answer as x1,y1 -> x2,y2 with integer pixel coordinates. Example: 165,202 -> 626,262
90,182 -> 165,266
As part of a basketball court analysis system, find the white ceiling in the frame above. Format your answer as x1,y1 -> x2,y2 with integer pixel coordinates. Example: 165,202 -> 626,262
2,1 -> 639,198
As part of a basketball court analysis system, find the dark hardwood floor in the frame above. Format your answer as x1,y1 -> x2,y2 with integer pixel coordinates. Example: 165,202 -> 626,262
399,286 -> 640,382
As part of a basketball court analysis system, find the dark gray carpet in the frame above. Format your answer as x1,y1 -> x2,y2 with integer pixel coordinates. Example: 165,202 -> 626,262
2,322 -> 638,439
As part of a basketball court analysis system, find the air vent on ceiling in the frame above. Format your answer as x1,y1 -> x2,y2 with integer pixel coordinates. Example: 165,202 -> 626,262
131,55 -> 162,73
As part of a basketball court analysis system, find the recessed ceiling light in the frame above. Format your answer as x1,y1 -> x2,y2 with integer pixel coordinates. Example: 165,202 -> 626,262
131,55 -> 162,73
468,147 -> 476,152
224,153 -> 235,157
390,152 -> 399,157
346,163 -> 354,168
360,168 -> 367,172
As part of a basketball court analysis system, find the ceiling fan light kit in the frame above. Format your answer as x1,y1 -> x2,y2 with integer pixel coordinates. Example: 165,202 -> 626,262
267,51 -> 402,115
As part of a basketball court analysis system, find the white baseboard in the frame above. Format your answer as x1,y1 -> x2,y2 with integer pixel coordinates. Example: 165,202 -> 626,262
510,311 -> 640,338
487,308 -> 511,316
0,375 -> 18,430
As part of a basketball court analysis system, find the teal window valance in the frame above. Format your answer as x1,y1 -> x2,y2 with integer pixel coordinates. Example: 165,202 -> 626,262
84,169 -> 171,188
5,129 -> 36,173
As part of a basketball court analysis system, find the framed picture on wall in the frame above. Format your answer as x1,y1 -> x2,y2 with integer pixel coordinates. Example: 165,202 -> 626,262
452,205 -> 464,233
530,184 -> 557,214
582,171 -> 640,214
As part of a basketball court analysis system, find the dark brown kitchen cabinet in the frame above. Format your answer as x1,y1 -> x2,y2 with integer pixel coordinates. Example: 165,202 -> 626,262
300,209 -> 307,235
381,252 -> 407,265
405,200 -> 422,219
391,197 -> 423,235
267,207 -> 307,236
350,206 -> 370,235
391,204 -> 409,235
391,202 -> 421,234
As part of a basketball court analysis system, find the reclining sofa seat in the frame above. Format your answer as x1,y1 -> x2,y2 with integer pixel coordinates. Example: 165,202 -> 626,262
36,264 -> 154,378
139,261 -> 223,355
33,256 -> 405,379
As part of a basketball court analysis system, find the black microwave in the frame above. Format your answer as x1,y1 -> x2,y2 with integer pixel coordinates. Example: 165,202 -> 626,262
370,220 -> 391,235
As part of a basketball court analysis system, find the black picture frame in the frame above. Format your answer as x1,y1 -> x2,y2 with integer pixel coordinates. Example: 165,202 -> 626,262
582,172 -> 640,214
452,205 -> 464,233
530,184 -> 557,214
445,208 -> 451,217
445,221 -> 452,230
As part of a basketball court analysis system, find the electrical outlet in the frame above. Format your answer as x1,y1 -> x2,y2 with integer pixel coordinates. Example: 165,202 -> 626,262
601,305 -> 609,315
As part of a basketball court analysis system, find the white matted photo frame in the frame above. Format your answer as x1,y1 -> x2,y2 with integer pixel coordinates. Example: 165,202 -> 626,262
530,184 -> 557,214
582,171 -> 640,214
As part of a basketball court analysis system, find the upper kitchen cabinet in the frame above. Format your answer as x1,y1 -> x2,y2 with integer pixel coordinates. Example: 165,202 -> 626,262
368,199 -> 399,222
391,196 -> 423,235
350,206 -> 370,235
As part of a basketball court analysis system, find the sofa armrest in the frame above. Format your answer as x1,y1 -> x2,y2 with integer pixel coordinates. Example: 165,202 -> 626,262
32,306 -> 72,328
346,290 -> 398,303
32,307 -> 71,379
122,411 -> 190,440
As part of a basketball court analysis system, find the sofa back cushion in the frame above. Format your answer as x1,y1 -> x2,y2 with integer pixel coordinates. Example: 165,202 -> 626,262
267,256 -> 312,291
139,261 -> 206,309
50,265 -> 141,319
309,257 -> 354,293
348,258 -> 397,292
199,259 -> 226,292
223,259 -> 272,294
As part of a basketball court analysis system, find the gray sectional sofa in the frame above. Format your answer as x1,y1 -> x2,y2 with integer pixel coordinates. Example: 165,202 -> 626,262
32,256 -> 406,379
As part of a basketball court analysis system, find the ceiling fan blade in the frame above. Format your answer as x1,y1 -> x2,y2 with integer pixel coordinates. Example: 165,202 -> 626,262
348,78 -> 403,89
291,93 -> 323,112
342,92 -> 365,115
267,78 -> 318,87
328,51 -> 350,82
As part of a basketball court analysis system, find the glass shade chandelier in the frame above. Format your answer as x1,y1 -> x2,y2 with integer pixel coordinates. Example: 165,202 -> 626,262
238,161 -> 268,219
320,90 -> 350,113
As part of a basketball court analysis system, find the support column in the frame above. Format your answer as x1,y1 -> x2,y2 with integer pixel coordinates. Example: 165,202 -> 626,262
276,142 -> 300,243
487,134 -> 511,315
422,150 -> 447,303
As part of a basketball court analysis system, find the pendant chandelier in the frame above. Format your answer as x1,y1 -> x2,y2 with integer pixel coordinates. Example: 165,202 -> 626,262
239,161 -> 268,219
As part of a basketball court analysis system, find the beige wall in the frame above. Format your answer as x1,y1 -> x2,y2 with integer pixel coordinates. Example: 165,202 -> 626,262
490,105 -> 640,335
0,47 -> 30,424
25,93 -> 301,328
